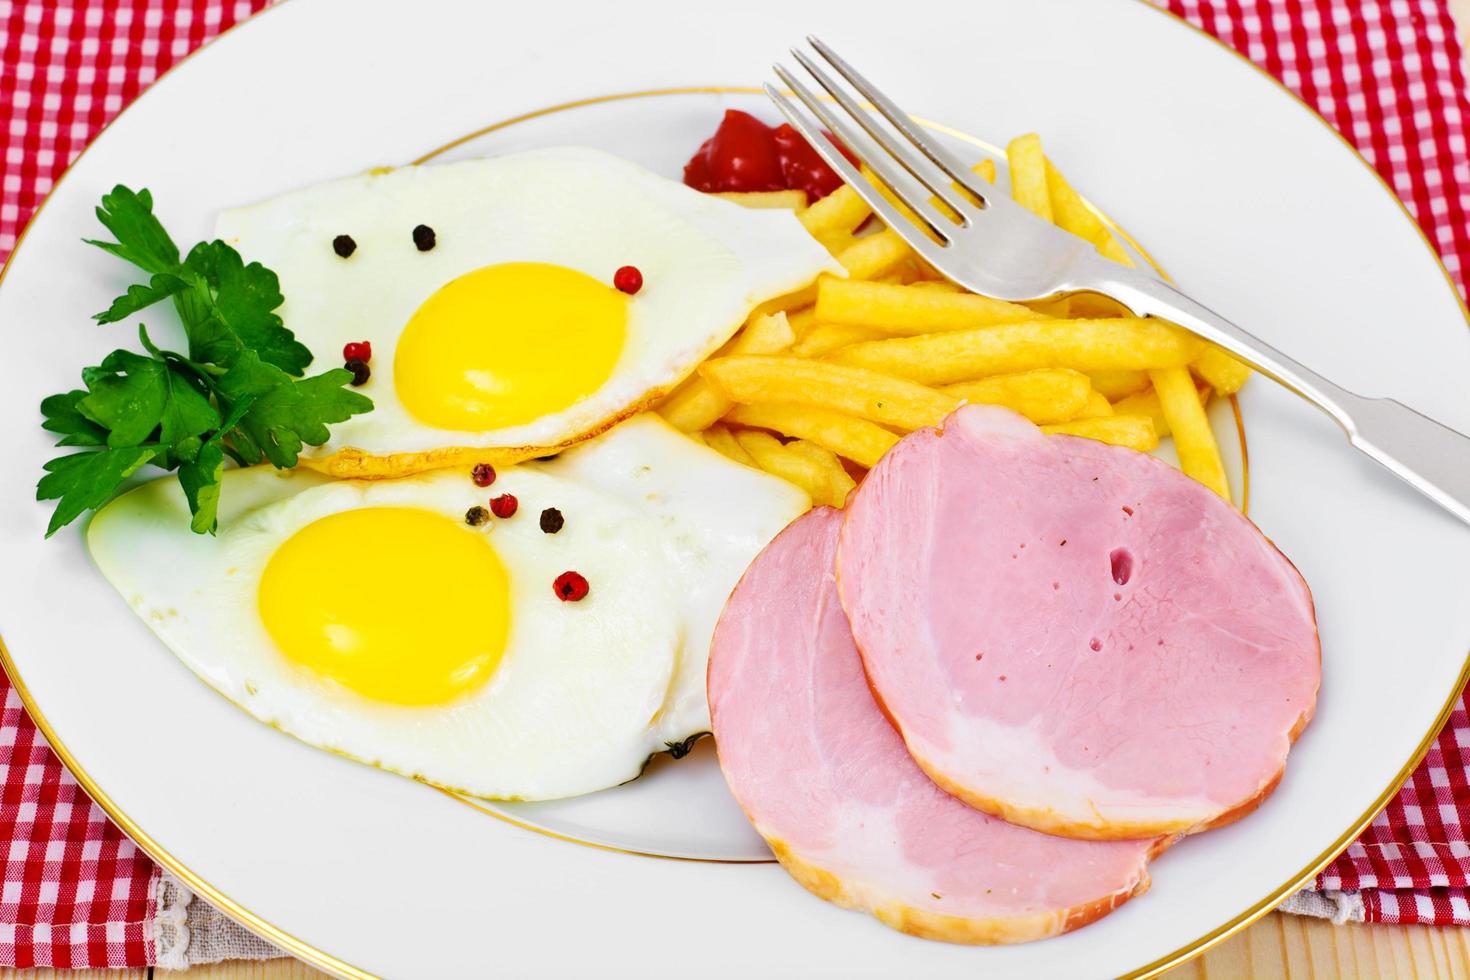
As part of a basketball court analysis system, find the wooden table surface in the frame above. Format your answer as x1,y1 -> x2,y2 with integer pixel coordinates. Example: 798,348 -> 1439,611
8,3 -> 1470,978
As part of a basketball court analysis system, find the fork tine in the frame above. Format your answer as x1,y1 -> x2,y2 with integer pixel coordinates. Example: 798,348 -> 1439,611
768,66 -> 956,243
763,80 -> 948,251
789,47 -> 975,221
806,35 -> 995,202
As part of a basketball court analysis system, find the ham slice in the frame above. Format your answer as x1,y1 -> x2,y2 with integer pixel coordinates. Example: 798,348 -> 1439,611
838,405 -> 1320,841
709,507 -> 1161,944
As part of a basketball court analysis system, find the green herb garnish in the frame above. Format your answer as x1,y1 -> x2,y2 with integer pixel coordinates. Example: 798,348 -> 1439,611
37,185 -> 373,536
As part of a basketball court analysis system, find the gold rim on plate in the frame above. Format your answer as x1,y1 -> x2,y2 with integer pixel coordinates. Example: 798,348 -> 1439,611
0,3 -> 1465,977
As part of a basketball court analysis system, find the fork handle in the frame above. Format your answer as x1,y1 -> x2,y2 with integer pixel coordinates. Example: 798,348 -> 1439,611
1098,267 -> 1470,527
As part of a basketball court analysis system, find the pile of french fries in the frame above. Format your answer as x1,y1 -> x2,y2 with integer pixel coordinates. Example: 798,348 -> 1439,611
661,133 -> 1250,509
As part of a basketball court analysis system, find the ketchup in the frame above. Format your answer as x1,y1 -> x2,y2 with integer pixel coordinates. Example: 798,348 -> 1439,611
683,109 -> 859,202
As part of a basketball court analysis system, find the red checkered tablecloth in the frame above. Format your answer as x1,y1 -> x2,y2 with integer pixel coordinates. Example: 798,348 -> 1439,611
2,0 -> 1470,968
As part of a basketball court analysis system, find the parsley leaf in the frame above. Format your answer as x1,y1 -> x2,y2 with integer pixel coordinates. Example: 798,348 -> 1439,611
86,186 -> 179,274
38,447 -> 159,538
39,186 -> 375,537
177,441 -> 225,535
216,353 -> 372,468
182,241 -> 310,375
87,184 -> 311,376
93,273 -> 187,325
40,391 -> 109,447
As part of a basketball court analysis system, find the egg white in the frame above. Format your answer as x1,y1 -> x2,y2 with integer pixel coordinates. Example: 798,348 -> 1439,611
535,415 -> 811,745
87,416 -> 811,800
88,464 -> 684,801
214,147 -> 840,466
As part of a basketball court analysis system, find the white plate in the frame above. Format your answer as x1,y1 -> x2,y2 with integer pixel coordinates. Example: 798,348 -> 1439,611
1,1 -> 1469,976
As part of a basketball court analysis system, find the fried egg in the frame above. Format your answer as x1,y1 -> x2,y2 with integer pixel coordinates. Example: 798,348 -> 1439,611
215,147 -> 839,477
86,416 -> 809,800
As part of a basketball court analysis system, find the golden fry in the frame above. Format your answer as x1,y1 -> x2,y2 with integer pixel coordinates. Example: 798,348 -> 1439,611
789,323 -> 884,358
725,403 -> 899,468
1111,388 -> 1170,438
1151,366 -> 1230,500
798,183 -> 872,241
831,318 -> 1201,384
836,229 -> 913,280
750,283 -> 818,320
1113,382 -> 1209,439
786,307 -> 817,336
1042,415 -> 1159,452
659,312 -> 794,432
1007,134 -> 1052,222
1087,369 -> 1151,400
1192,344 -> 1251,395
1043,159 -> 1132,265
733,430 -> 829,503
702,356 -> 960,432
816,277 -> 1047,334
1075,390 -> 1115,419
786,439 -> 856,508
714,190 -> 807,210
973,158 -> 997,184
942,369 -> 1093,424
703,424 -> 757,466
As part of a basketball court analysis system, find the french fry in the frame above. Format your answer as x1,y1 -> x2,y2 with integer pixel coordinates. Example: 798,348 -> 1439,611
786,439 -> 857,508
942,369 -> 1093,424
789,323 -> 884,358
907,279 -> 964,292
659,312 -> 795,432
821,230 -> 862,258
1111,388 -> 1170,438
1025,296 -> 1074,318
1113,382 -> 1208,439
798,182 -> 872,241
1043,159 -> 1132,265
750,283 -> 818,320
702,356 -> 961,432
725,403 -> 899,468
714,190 -> 807,210
1067,293 -> 1135,318
703,424 -> 757,466
1192,344 -> 1252,395
786,307 -> 817,337
973,158 -> 997,184
1075,390 -> 1115,419
836,228 -> 914,281
1150,366 -> 1230,500
1087,369 -> 1151,401
1007,133 -> 1052,222
733,429 -> 830,503
831,318 -> 1201,384
1042,415 -> 1159,452
816,277 -> 1047,334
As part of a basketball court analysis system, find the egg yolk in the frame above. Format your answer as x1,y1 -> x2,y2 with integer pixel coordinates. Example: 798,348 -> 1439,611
258,507 -> 510,705
394,262 -> 628,430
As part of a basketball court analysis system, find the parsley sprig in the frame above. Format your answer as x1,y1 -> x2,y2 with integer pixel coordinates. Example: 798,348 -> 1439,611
37,186 -> 373,536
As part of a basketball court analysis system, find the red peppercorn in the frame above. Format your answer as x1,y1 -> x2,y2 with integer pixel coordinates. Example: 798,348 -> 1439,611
342,340 -> 372,363
489,493 -> 518,518
613,265 -> 643,295
553,571 -> 589,602
471,463 -> 496,488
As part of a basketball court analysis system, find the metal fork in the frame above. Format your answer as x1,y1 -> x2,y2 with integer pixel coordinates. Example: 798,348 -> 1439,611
768,36 -> 1470,528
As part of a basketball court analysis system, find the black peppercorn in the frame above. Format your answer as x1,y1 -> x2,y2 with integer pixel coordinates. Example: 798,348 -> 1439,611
412,224 -> 436,252
345,358 -> 371,386
464,505 -> 490,527
539,507 -> 564,534
332,234 -> 357,258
